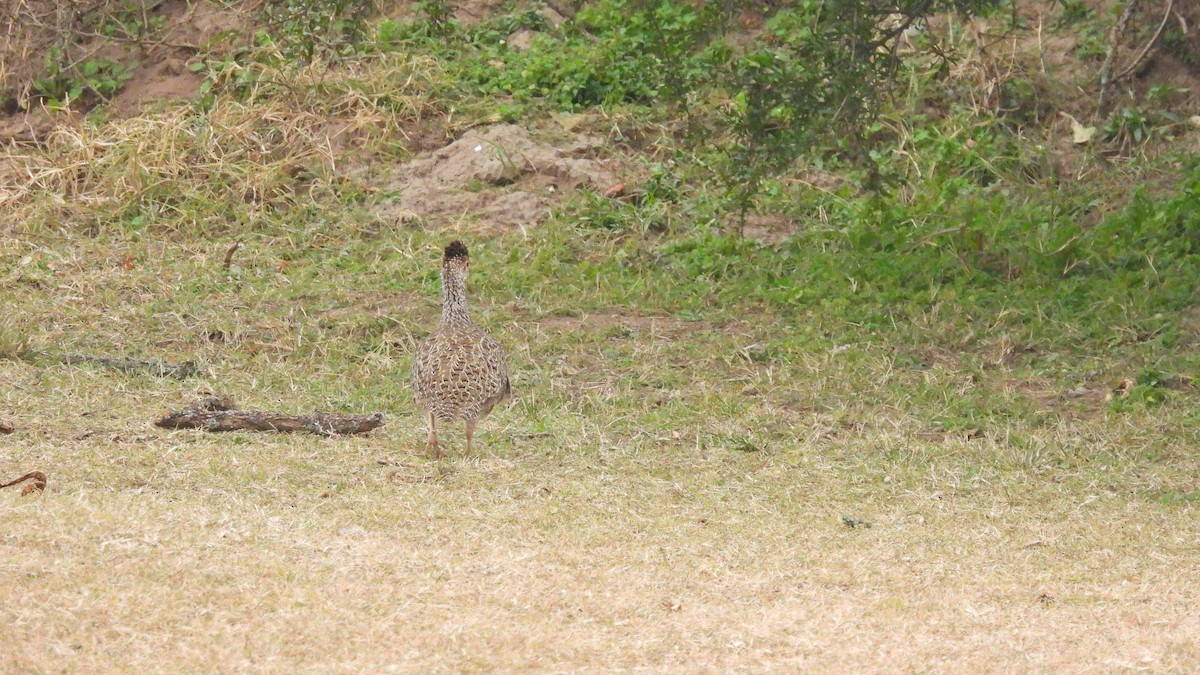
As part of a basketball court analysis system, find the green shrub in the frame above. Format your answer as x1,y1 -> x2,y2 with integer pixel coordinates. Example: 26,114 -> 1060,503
261,0 -> 377,62
31,45 -> 136,108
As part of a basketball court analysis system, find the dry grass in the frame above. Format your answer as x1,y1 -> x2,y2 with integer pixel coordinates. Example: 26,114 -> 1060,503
1,51 -> 442,237
3,397 -> 1199,671
2,228 -> 1199,671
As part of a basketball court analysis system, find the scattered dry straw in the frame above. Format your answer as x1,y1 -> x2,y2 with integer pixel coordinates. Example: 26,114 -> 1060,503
1,53 -> 443,232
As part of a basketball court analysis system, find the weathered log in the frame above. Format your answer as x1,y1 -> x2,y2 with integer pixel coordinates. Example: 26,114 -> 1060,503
156,396 -> 385,436
60,352 -> 199,379
1,471 -> 46,495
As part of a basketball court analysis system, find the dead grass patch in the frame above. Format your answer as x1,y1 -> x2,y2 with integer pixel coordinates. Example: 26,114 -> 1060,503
2,52 -> 443,236
3,408 -> 1198,671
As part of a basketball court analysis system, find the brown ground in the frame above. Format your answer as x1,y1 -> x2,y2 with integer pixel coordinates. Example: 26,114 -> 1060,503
372,123 -> 618,229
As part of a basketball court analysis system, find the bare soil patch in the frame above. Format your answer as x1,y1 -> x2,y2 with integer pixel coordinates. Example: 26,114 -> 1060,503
372,123 -> 617,228
0,0 -> 246,143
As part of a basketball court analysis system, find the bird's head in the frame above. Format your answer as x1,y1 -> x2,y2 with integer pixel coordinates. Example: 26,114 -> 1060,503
442,240 -> 470,279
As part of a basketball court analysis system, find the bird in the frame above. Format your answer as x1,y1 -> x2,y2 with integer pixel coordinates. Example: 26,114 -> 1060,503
411,240 -> 511,458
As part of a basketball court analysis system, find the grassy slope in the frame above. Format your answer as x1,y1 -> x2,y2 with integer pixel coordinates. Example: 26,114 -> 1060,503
3,2 -> 1200,671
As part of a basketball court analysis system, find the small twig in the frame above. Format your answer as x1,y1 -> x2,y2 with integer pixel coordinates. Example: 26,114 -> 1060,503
1,471 -> 47,495
157,396 -> 385,436
223,241 -> 242,270
60,352 -> 199,379
1114,0 -> 1175,82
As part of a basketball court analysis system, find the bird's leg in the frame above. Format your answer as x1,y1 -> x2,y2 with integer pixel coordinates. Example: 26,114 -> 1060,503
425,412 -> 440,459
464,419 -> 476,456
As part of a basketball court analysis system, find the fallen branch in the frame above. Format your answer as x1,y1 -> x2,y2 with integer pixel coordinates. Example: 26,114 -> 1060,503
60,352 -> 199,379
1,471 -> 47,496
156,396 -> 385,436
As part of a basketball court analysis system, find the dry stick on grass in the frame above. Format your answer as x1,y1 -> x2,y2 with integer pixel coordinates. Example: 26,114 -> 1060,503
156,396 -> 386,437
223,242 -> 242,270
59,353 -> 199,379
0,471 -> 47,496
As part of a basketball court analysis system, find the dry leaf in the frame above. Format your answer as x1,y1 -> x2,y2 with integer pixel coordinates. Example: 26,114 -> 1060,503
1071,120 -> 1095,144
603,183 -> 626,198
1114,377 -> 1135,397
1060,112 -> 1095,144
554,113 -> 587,132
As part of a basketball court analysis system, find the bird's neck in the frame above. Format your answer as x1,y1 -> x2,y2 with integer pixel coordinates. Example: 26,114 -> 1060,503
441,275 -> 472,326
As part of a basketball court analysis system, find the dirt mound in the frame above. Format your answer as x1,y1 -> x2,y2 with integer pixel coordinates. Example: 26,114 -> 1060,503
373,124 -> 616,228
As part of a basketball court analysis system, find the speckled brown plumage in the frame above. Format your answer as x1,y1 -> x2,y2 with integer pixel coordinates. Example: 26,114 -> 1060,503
411,240 -> 510,457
